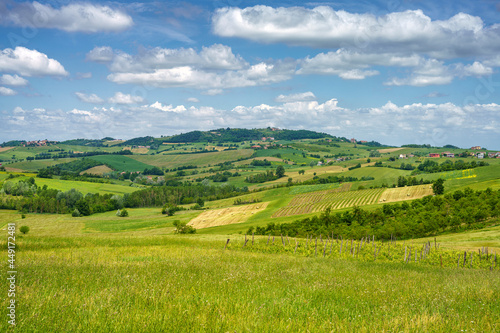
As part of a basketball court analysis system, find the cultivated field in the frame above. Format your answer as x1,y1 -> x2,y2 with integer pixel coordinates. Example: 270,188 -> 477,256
377,147 -> 404,153
273,183 -> 387,217
89,155 -> 153,172
0,146 -> 15,153
123,147 -> 149,154
188,202 -> 269,229
129,149 -> 254,169
4,158 -> 77,172
80,165 -> 114,176
378,184 -> 434,203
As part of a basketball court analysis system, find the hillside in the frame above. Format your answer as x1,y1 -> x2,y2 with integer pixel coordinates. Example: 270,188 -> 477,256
1,129 -> 499,333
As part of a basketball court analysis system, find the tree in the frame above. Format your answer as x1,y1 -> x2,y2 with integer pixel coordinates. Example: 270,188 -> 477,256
173,220 -> 196,234
20,226 -> 30,234
276,165 -> 285,178
75,199 -> 91,216
432,178 -> 445,195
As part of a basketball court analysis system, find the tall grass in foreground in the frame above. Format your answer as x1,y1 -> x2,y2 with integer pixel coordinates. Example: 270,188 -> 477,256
225,234 -> 499,270
1,235 -> 499,332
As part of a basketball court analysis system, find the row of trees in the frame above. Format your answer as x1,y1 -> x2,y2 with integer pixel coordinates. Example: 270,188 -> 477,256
250,187 -> 499,240
245,166 -> 285,183
412,159 -> 488,174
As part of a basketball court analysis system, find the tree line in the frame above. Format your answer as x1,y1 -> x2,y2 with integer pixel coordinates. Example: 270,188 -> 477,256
249,187 -> 499,240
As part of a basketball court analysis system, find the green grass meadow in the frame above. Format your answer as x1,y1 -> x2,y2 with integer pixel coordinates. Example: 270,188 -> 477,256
2,208 -> 499,332
27,177 -> 139,195
129,149 -> 254,169
89,155 -> 154,172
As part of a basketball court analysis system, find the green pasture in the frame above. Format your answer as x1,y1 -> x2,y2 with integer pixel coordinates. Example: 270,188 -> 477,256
9,176 -> 140,195
129,149 -> 254,169
339,166 -> 411,189
89,155 -> 153,172
5,158 -> 77,172
1,208 -> 499,332
419,164 -> 500,191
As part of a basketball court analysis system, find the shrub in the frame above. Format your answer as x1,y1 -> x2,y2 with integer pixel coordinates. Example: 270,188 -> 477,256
20,226 -> 30,234
162,203 -> 180,216
173,220 -> 196,234
72,208 -> 81,217
120,209 -> 129,217
191,203 -> 202,210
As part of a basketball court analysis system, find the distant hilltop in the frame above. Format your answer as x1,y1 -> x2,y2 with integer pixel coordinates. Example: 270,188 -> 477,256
5,127 -> 484,149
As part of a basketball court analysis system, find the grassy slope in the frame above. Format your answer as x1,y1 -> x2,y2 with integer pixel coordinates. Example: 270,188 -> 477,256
1,210 -> 499,332
5,158 -> 77,172
12,176 -> 140,195
128,149 -> 254,169
89,155 -> 153,172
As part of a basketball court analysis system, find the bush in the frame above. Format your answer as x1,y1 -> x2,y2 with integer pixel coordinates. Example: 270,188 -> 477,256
172,220 -> 196,234
191,203 -> 202,210
120,209 -> 129,217
20,226 -> 30,234
72,208 -> 81,217
162,203 -> 180,216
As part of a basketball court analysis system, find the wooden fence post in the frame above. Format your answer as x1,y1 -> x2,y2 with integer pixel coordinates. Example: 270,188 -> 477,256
224,238 -> 230,250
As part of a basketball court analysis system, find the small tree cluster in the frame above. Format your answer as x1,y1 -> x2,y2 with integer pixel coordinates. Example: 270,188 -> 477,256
172,220 -> 196,234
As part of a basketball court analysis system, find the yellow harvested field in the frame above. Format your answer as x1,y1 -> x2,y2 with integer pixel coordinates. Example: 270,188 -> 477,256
206,145 -> 227,151
123,147 -> 149,154
80,165 -> 114,176
378,185 -> 434,203
378,148 -> 404,153
188,202 -> 269,229
0,147 -> 14,153
105,140 -> 124,146
4,167 -> 23,172
253,156 -> 283,162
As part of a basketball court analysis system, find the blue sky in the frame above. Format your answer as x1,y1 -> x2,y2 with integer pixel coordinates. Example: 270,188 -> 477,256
1,0 -> 500,149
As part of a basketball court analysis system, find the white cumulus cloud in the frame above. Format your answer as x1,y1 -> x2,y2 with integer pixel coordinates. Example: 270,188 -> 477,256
275,92 -> 316,103
108,92 -> 144,104
75,92 -> 105,104
4,2 -> 133,33
0,87 -> 17,96
0,47 -> 68,77
150,101 -> 187,113
212,6 -> 500,59
0,74 -> 28,86
86,46 -> 114,63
